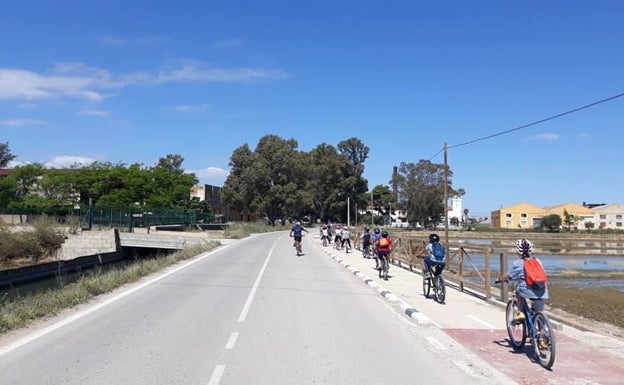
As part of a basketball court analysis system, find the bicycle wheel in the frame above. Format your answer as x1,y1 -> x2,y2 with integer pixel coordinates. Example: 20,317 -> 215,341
433,274 -> 446,303
532,311 -> 556,369
505,300 -> 527,349
422,270 -> 431,298
382,258 -> 389,280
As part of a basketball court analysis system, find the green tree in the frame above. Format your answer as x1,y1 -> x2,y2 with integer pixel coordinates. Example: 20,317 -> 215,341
585,221 -> 595,232
396,160 -> 462,229
541,214 -> 562,232
0,142 -> 17,168
156,154 -> 185,172
222,135 -> 305,224
337,138 -> 370,221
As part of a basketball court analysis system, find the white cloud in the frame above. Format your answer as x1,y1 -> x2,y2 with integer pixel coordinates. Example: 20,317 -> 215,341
0,62 -> 290,102
45,155 -> 97,168
0,118 -> 48,126
578,132 -> 590,138
196,166 -> 230,180
79,109 -> 111,117
531,133 -> 559,141
172,104 -> 210,113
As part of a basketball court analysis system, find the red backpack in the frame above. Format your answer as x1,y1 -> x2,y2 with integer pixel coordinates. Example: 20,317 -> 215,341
523,258 -> 547,290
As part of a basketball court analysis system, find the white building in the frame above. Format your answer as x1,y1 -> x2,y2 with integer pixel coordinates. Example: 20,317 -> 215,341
446,196 -> 464,224
592,203 -> 624,229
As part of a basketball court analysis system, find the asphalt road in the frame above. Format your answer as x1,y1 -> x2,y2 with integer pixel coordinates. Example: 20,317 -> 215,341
0,232 -> 514,385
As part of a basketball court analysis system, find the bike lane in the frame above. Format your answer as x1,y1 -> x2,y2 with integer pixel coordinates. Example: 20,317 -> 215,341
312,235 -> 624,385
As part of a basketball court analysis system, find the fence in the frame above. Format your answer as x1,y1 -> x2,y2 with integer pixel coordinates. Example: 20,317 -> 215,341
352,228 -> 503,301
0,207 -> 222,231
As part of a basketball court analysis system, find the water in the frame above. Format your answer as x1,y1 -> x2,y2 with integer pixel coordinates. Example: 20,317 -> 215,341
452,253 -> 624,291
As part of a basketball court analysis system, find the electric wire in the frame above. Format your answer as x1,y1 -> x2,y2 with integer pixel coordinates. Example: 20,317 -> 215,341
428,91 -> 624,160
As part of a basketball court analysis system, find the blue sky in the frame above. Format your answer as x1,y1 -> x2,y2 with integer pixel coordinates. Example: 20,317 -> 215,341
1,1 -> 623,217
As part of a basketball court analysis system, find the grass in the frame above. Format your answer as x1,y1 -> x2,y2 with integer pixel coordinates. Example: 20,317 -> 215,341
0,243 -> 219,335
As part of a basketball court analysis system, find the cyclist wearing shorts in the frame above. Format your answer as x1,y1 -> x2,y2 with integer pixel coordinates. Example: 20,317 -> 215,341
290,221 -> 308,253
375,230 -> 392,270
498,239 -> 549,320
424,233 -> 446,276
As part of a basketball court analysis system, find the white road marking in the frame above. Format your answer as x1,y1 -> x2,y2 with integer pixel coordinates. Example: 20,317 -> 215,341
225,332 -> 239,350
467,314 -> 498,329
0,243 -> 236,357
426,336 -> 448,350
207,364 -> 226,385
238,242 -> 275,322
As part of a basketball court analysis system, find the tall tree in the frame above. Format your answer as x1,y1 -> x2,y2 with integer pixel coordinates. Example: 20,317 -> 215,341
396,160 -> 462,228
307,143 -> 352,222
222,135 -> 305,224
337,137 -> 370,221
0,142 -> 17,168
156,154 -> 185,172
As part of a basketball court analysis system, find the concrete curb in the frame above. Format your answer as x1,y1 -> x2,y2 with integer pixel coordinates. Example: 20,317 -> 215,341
319,246 -> 436,324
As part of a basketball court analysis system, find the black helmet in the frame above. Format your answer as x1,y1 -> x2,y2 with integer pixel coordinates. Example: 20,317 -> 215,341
429,233 -> 440,243
374,227 -> 380,234
364,226 -> 370,232
381,230 -> 389,237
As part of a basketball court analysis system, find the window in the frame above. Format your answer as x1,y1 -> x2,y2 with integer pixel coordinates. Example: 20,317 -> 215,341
521,220 -> 527,226
521,213 -> 527,218
505,213 -> 512,218
505,220 -> 512,227
617,222 -> 623,227
600,214 -> 607,219
617,215 -> 622,220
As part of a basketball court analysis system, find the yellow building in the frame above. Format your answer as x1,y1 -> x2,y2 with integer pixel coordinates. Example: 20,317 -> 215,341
491,202 -> 547,229
491,202 -> 596,229
543,202 -> 594,230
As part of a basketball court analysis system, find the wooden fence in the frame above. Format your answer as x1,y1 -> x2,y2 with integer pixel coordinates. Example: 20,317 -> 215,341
353,229 -> 501,300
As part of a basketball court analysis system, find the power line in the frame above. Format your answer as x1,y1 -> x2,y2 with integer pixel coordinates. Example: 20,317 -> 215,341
426,92 -> 624,154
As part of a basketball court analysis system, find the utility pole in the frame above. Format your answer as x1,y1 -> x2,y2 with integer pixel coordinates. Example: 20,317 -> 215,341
444,142 -> 449,245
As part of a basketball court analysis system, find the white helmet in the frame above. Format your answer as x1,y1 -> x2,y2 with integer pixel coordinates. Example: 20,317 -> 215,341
515,239 -> 534,255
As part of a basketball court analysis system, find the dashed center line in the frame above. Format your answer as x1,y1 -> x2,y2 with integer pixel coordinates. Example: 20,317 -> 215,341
225,332 -> 239,350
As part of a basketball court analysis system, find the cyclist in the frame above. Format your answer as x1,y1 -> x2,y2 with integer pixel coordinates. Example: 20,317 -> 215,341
361,226 -> 372,258
320,224 -> 329,246
497,239 -> 549,321
375,230 -> 392,271
371,227 -> 382,268
333,225 -> 343,249
424,233 -> 446,276
341,226 -> 352,252
290,221 -> 308,254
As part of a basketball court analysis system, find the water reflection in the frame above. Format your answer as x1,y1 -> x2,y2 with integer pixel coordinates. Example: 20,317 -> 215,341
451,253 -> 624,292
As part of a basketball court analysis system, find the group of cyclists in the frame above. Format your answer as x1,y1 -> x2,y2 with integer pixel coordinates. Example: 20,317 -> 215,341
296,222 -> 549,316
293,220 -> 553,366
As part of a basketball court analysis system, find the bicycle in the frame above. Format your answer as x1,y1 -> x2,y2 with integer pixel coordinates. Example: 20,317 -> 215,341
362,243 -> 374,259
495,279 -> 556,369
378,253 -> 389,280
422,264 -> 446,304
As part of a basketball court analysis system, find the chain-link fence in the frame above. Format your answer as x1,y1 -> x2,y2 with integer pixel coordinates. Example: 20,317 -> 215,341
0,207 -> 225,230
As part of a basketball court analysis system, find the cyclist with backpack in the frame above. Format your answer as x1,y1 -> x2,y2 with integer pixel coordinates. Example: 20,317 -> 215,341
497,239 -> 549,321
424,233 -> 446,276
290,221 -> 308,255
375,230 -> 392,272
371,227 -> 382,268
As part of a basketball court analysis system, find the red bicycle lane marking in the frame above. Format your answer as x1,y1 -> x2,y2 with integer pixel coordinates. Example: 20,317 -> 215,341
444,328 -> 624,385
